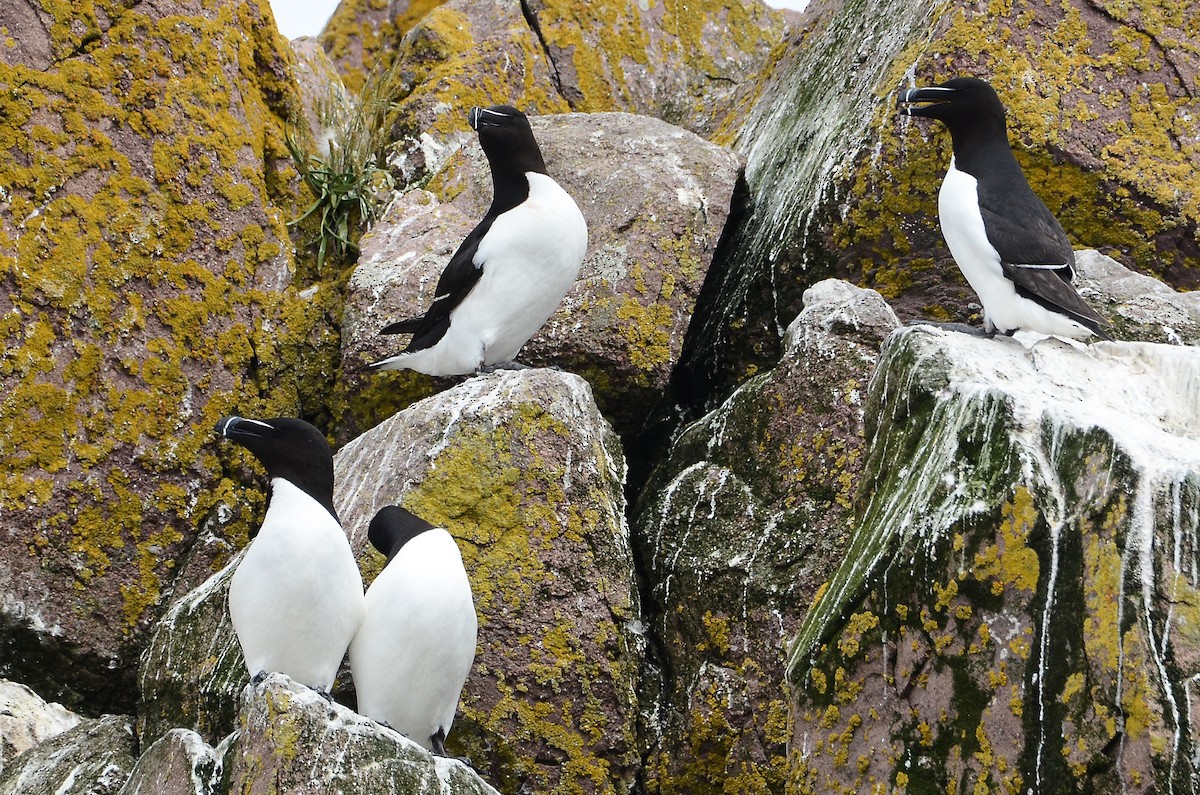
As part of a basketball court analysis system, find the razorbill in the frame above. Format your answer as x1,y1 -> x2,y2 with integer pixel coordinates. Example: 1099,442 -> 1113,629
215,416 -> 364,693
369,104 -> 588,375
349,506 -> 477,755
898,77 -> 1111,340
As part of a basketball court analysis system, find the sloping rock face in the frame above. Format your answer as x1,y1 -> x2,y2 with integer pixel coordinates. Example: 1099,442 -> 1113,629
0,714 -> 135,795
341,112 -> 742,439
788,327 -> 1200,794
118,729 -> 222,795
317,0 -> 782,183
335,369 -> 641,795
1076,249 -> 1200,346
633,281 -> 897,794
684,0 -> 1200,411
0,0 -> 306,713
225,675 -> 498,795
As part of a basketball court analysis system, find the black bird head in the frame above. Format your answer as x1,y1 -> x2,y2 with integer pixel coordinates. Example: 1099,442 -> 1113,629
367,505 -> 437,563
898,76 -> 1009,147
215,416 -> 337,519
468,104 -> 548,179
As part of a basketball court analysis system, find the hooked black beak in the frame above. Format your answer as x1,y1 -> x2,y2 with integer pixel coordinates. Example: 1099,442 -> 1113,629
897,86 -> 958,116
215,416 -> 273,440
468,106 -> 513,130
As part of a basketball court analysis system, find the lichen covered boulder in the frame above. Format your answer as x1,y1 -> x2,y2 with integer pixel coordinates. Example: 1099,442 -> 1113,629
633,280 -> 897,794
788,327 -> 1200,793
223,674 -> 497,795
334,369 -> 641,795
0,0 -> 306,713
341,111 -> 742,438
688,0 -> 1200,409
0,714 -> 135,795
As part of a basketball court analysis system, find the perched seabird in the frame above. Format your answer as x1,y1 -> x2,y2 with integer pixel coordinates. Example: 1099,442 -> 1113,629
349,506 -> 477,756
370,104 -> 588,375
215,416 -> 364,694
898,76 -> 1110,340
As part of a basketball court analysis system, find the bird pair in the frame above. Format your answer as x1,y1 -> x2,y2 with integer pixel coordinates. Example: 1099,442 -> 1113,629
215,416 -> 477,757
371,83 -> 1108,386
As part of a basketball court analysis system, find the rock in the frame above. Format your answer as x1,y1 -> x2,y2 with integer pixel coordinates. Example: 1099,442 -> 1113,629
682,0 -> 1200,415
0,680 -> 81,776
522,0 -> 786,138
116,729 -> 222,795
633,281 -> 897,793
0,0 -> 304,713
341,111 -> 742,439
136,557 -> 247,750
1075,249 -> 1200,345
289,37 -> 352,154
335,369 -> 641,795
379,0 -> 571,184
224,674 -> 498,795
318,0 -> 781,184
788,327 -> 1200,793
0,714 -> 135,795
318,0 -> 446,92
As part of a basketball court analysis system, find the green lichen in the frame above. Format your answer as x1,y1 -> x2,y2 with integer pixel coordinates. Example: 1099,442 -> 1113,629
394,400 -> 637,795
0,1 -> 314,707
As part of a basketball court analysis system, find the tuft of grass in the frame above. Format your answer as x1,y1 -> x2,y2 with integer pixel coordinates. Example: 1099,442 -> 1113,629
286,61 -> 403,273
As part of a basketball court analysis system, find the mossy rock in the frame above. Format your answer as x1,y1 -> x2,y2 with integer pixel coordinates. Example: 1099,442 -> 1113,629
788,327 -> 1200,794
633,280 -> 897,795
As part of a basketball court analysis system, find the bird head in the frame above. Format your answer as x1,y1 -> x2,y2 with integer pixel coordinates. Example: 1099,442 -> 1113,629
215,416 -> 336,515
898,76 -> 1008,138
468,104 -> 547,176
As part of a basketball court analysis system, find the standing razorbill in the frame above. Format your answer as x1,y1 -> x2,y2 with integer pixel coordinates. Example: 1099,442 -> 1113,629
215,416 -> 364,693
369,104 -> 588,375
898,77 -> 1111,340
349,506 -> 477,755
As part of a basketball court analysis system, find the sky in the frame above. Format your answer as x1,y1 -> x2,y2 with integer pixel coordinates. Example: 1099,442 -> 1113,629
268,0 -> 810,40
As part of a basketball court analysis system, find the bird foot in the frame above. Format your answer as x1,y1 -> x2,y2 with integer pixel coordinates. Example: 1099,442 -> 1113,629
477,360 -> 531,374
250,670 -> 269,686
310,686 -> 334,703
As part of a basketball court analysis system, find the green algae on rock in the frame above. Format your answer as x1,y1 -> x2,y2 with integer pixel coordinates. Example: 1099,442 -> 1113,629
634,280 -> 897,795
789,326 -> 1200,793
334,369 -> 640,795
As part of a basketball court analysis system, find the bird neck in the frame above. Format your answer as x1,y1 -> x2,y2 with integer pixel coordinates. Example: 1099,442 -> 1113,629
949,118 -> 1022,180
483,146 -> 547,215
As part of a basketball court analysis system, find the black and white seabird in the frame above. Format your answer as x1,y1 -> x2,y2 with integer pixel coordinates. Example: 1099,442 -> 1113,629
369,104 -> 588,375
349,506 -> 477,756
215,416 -> 364,694
898,77 -> 1110,340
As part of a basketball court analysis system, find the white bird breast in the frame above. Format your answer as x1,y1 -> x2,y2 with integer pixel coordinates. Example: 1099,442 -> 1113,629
227,478 -> 365,690
350,528 -> 477,750
452,172 -> 588,364
937,159 -> 1090,338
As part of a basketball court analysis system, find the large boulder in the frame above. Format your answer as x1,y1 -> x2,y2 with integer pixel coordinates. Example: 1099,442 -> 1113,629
788,327 -> 1200,793
0,0 -> 306,713
137,369 -> 640,795
340,112 -> 743,439
335,369 -> 641,795
681,0 -> 1200,413
633,281 -> 897,794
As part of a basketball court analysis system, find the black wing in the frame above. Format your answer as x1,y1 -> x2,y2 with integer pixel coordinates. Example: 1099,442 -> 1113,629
1000,263 -> 1111,339
379,216 -> 495,353
976,175 -> 1074,267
